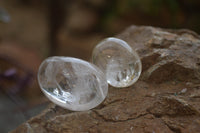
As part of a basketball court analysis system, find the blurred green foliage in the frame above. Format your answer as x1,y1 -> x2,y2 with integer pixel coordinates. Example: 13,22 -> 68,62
100,0 -> 200,33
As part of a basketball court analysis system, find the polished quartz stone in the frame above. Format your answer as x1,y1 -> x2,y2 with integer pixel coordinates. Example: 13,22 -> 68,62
38,57 -> 108,111
92,37 -> 142,88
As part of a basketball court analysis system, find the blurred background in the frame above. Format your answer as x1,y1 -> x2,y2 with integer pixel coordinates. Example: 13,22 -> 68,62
0,0 -> 200,132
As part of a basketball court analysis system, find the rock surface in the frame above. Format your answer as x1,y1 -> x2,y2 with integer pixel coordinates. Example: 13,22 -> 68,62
11,25 -> 200,133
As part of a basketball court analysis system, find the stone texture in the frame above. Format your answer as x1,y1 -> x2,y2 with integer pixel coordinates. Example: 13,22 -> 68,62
117,26 -> 200,83
11,25 -> 200,133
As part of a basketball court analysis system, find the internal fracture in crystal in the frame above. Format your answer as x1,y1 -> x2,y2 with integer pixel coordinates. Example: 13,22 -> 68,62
38,57 -> 108,111
92,37 -> 142,87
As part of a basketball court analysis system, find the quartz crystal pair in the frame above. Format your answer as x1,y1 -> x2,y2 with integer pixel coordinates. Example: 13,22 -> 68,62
38,38 -> 142,111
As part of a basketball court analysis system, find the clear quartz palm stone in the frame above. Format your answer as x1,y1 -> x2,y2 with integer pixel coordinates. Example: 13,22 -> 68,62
38,56 -> 108,111
92,37 -> 142,88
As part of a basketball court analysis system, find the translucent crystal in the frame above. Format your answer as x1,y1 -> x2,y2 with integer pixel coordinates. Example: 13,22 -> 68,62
92,37 -> 142,88
38,57 -> 108,111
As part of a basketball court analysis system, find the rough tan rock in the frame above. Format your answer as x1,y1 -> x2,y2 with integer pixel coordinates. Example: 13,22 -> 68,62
11,25 -> 200,133
117,26 -> 200,83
